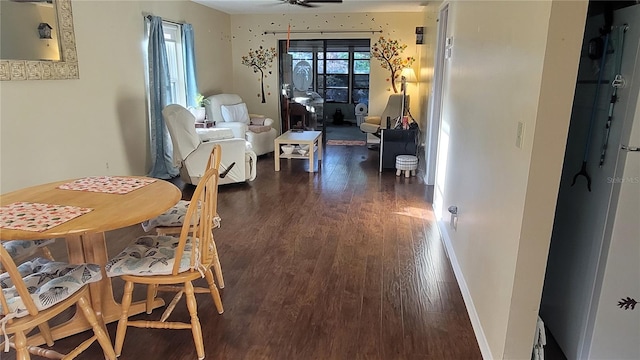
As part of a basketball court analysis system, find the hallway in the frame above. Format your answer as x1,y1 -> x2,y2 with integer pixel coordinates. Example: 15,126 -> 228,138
17,146 -> 481,360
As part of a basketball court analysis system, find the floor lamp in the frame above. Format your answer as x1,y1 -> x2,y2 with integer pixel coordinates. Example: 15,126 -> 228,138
400,67 -> 417,128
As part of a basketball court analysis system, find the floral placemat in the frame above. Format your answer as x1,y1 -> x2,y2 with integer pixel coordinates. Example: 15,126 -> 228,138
0,202 -> 93,232
57,176 -> 157,195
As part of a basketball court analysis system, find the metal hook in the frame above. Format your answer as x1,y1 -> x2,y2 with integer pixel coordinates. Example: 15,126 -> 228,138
571,161 -> 592,192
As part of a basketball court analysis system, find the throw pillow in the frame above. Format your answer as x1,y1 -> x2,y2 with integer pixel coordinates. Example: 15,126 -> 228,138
250,117 -> 265,126
248,125 -> 272,134
221,103 -> 250,124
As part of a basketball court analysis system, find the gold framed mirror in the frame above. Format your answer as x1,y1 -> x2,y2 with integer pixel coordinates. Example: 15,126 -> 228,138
0,0 -> 78,81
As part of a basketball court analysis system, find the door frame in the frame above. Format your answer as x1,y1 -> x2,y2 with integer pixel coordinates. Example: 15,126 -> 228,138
426,3 -> 449,186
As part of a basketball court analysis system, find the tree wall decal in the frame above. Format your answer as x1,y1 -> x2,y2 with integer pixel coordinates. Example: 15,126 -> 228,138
617,297 -> 637,310
371,36 -> 415,93
241,46 -> 277,103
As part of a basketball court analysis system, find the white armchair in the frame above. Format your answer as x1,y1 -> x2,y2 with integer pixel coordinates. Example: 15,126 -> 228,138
360,94 -> 409,146
163,104 -> 257,185
205,94 -> 277,156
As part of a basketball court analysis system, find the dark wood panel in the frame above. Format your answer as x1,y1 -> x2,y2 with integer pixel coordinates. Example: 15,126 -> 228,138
6,145 -> 480,360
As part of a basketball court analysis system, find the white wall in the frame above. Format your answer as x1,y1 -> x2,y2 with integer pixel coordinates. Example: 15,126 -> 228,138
229,11 -> 428,134
433,1 -> 587,358
0,1 -> 232,193
541,4 -> 640,359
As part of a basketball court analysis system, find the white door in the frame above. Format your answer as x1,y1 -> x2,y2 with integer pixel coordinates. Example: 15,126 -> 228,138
431,2 -> 450,216
585,6 -> 640,357
587,92 -> 640,359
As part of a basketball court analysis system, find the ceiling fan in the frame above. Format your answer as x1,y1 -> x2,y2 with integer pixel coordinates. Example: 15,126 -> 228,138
280,0 -> 343,8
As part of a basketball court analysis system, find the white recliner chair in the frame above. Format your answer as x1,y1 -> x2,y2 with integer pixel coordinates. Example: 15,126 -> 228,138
205,94 -> 277,156
163,104 -> 257,185
360,94 -> 408,146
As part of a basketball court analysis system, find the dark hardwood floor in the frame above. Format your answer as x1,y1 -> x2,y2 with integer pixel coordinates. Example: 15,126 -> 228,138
11,145 -> 481,359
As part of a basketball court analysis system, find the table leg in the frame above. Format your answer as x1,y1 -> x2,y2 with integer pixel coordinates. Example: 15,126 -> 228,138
275,140 -> 281,171
26,236 -> 91,346
81,232 -> 164,324
317,137 -> 323,161
27,233 -> 165,346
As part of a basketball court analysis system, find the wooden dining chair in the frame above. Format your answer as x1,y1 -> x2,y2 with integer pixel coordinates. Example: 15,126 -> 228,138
1,239 -> 58,349
0,246 -> 116,360
140,144 -> 225,289
106,167 -> 223,360
1,239 -> 56,264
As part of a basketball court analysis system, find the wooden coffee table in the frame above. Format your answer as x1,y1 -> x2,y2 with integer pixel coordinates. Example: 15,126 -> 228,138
274,130 -> 323,172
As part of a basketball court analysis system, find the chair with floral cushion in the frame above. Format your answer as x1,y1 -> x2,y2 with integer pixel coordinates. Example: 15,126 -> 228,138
141,144 -> 225,289
1,239 -> 56,264
106,167 -> 223,360
0,247 -> 116,360
0,239 -> 57,350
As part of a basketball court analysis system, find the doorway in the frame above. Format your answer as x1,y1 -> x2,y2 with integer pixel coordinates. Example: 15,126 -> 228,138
540,2 -> 640,359
278,39 -> 370,144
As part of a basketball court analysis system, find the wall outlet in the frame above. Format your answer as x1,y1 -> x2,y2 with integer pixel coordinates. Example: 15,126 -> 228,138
516,121 -> 525,149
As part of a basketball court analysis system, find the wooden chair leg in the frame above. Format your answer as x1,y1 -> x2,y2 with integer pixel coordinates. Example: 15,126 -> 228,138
146,284 -> 158,314
160,290 -> 184,322
211,240 -> 224,289
184,281 -> 205,360
76,295 -> 116,360
32,243 -> 55,354
204,269 -> 224,314
39,246 -> 55,261
14,331 -> 29,360
115,281 -> 135,357
37,323 -> 54,346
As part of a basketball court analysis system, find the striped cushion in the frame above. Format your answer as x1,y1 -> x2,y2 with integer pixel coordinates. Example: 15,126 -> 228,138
0,258 -> 101,317
141,200 -> 221,232
105,235 -> 196,277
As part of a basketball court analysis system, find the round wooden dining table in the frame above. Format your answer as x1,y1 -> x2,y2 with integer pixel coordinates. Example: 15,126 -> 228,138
0,176 -> 181,345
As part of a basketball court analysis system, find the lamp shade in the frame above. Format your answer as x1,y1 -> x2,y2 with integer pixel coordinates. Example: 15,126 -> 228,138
401,67 -> 417,82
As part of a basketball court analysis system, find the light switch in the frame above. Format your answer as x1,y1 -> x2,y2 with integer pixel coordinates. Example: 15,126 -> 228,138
445,37 -> 453,59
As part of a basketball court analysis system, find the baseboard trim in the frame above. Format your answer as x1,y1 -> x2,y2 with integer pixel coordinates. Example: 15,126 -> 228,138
436,219 -> 494,360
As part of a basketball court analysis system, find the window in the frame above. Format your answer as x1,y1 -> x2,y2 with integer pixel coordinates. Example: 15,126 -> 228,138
318,52 -> 350,103
290,51 -> 314,90
161,22 -> 186,106
281,39 -> 370,105
352,52 -> 370,105
290,51 -> 313,71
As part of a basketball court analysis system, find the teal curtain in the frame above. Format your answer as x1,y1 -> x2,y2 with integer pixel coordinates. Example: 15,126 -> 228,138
147,16 -> 179,179
182,24 -> 198,108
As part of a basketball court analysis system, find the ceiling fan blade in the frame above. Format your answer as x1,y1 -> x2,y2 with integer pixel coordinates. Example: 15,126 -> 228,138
280,0 -> 340,7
